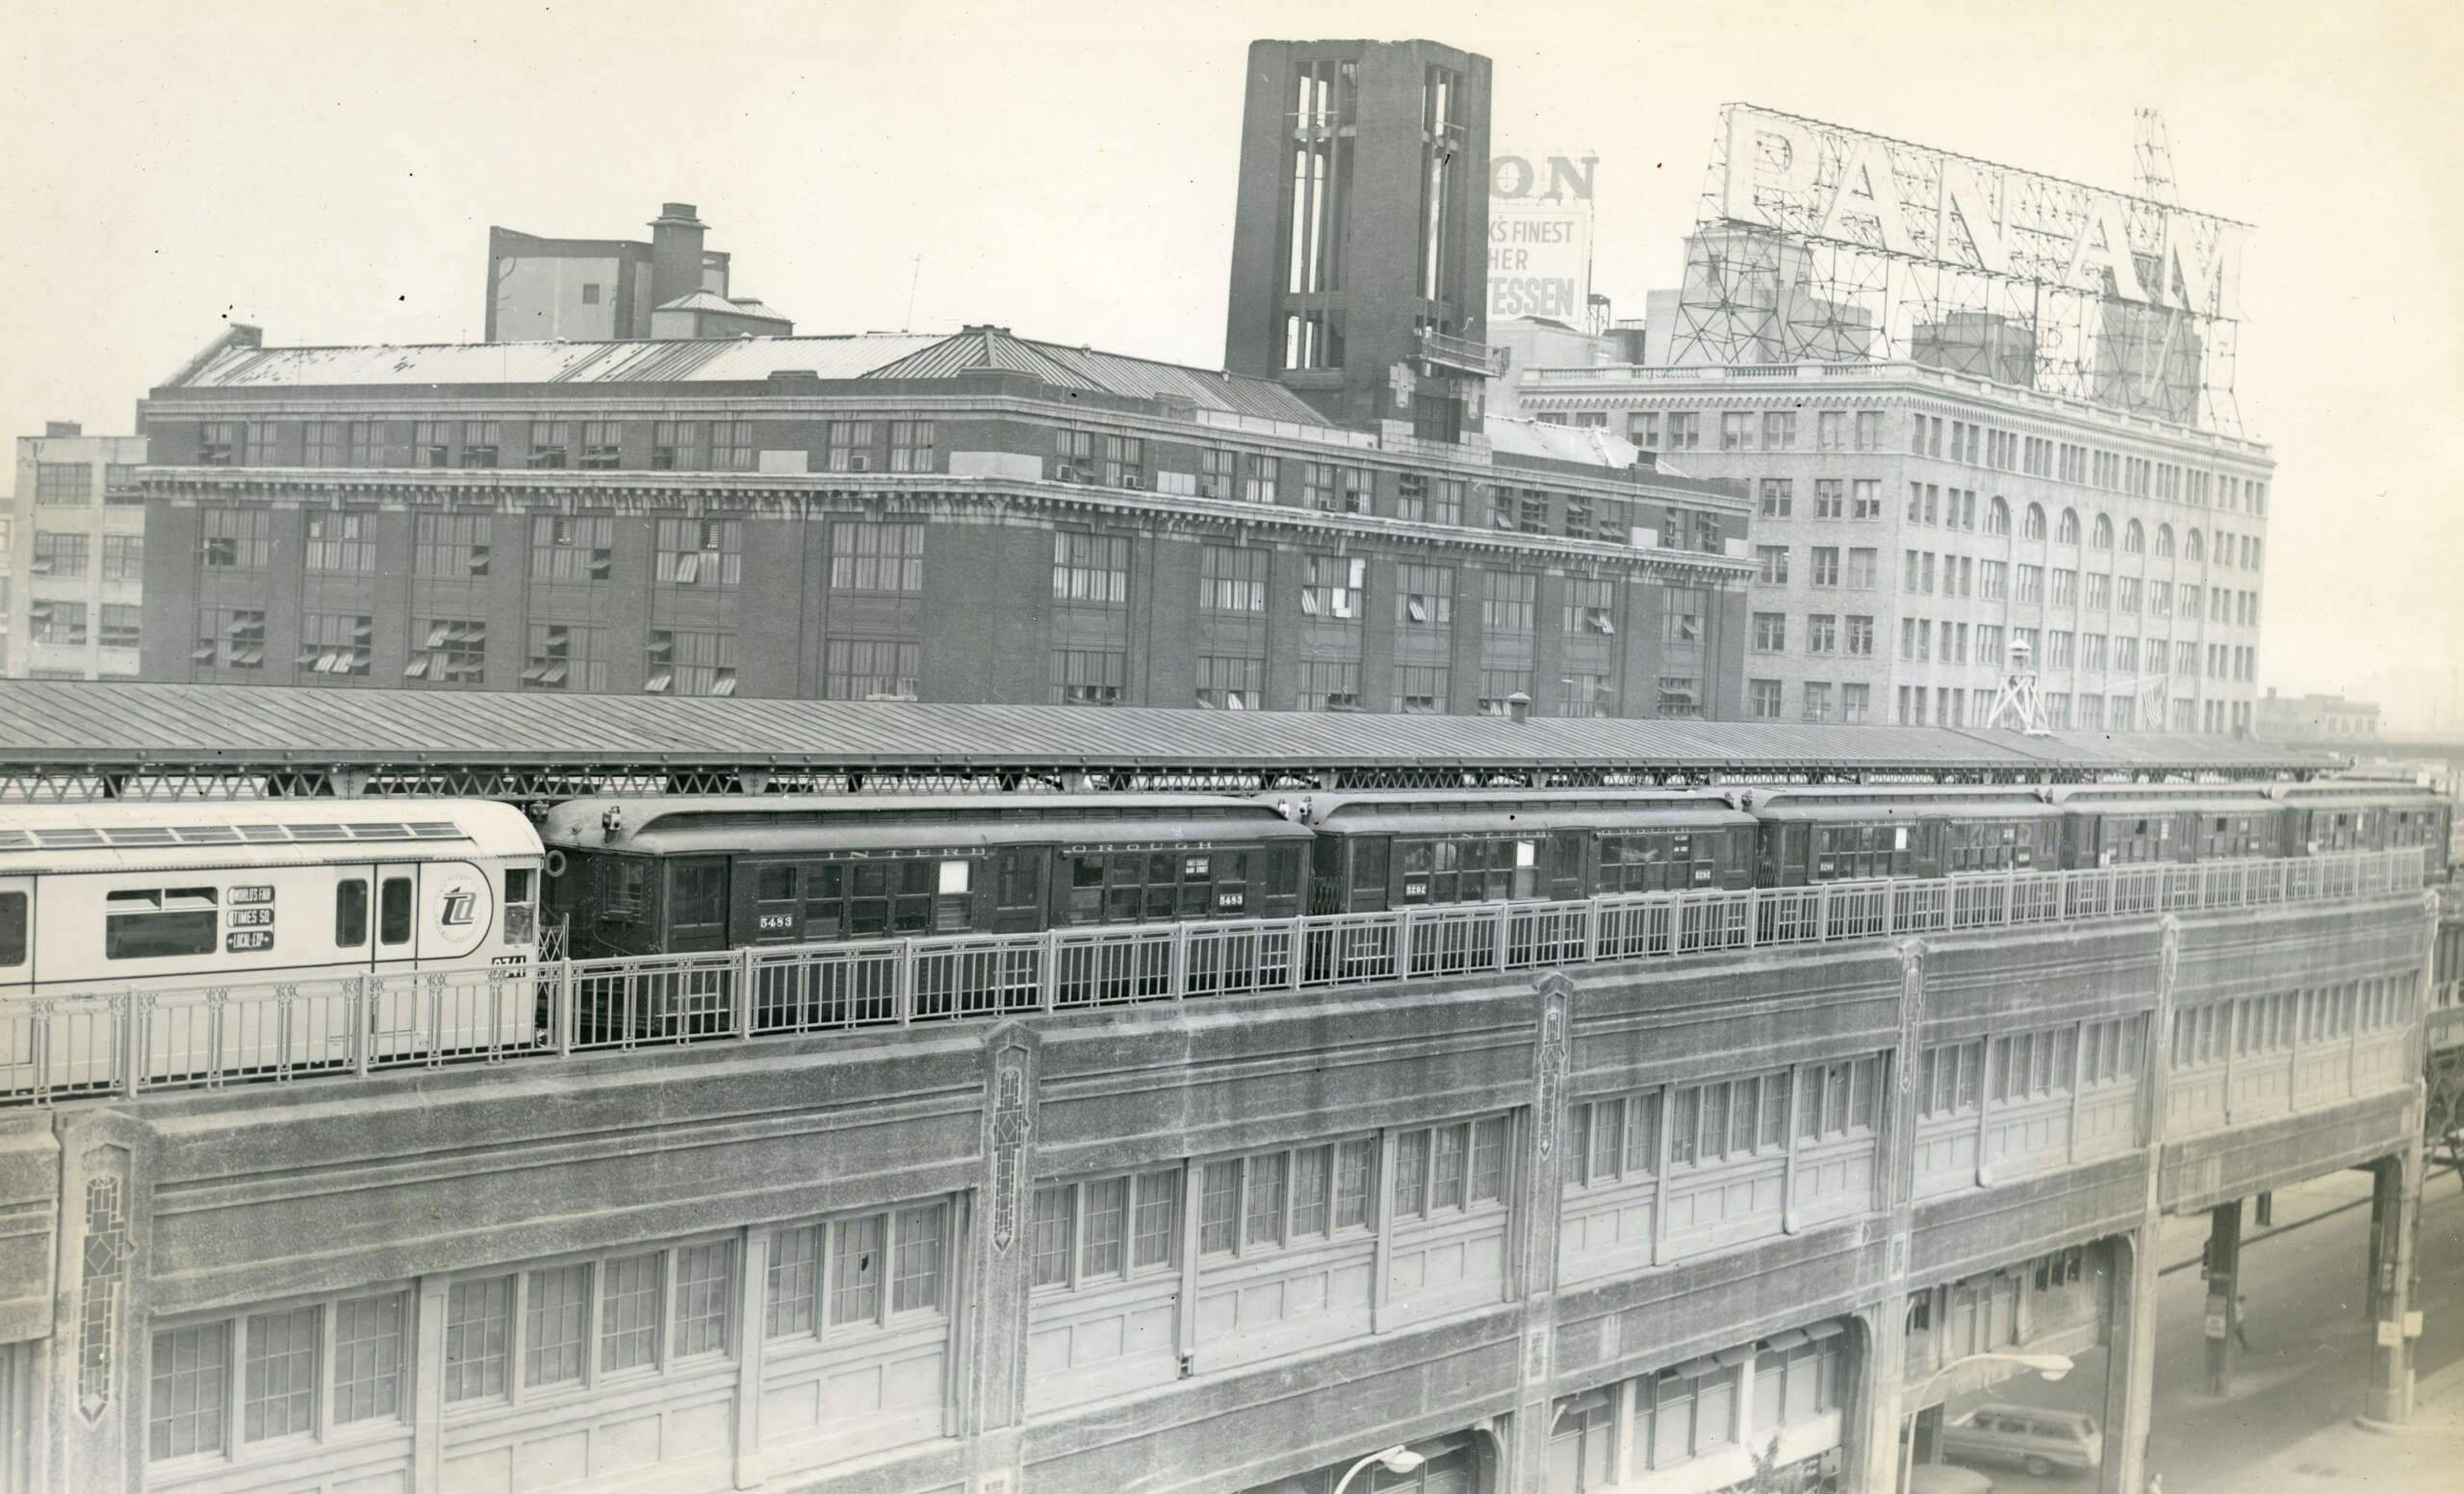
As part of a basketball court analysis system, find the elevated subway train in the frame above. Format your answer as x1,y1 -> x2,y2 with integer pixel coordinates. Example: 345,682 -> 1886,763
538,781 -> 2451,960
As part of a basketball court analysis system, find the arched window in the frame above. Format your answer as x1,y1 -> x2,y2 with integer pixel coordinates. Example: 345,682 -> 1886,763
2186,528 -> 2205,562
2155,524 -> 2175,557
2057,508 -> 2081,545
1987,497 -> 2011,535
2124,519 -> 2144,554
2092,514 -> 2114,549
2024,502 -> 2047,541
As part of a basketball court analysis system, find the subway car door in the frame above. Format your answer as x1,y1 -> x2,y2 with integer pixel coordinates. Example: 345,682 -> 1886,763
736,863 -> 804,945
665,858 -> 732,953
988,848 -> 1046,934
365,864 -> 424,1051
0,875 -> 31,1002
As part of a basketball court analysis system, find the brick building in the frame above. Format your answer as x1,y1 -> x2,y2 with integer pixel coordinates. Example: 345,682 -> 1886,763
134,323 -> 1752,718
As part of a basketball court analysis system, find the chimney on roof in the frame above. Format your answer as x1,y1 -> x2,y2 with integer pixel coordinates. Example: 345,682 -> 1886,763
44,421 -> 81,438
650,202 -> 709,311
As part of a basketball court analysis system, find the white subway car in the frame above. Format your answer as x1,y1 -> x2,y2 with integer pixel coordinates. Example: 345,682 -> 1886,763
0,800 -> 543,1088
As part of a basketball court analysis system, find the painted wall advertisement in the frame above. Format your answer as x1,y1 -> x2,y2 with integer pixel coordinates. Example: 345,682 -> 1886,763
1488,150 -> 1596,323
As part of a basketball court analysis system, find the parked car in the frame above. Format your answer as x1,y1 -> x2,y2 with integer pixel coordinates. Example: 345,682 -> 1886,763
1939,1403 -> 2102,1479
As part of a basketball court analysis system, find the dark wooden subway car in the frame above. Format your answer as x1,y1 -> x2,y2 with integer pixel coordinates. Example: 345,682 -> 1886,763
1740,786 -> 2066,886
2045,785 -> 2283,869
2270,782 -> 2451,877
1297,791 -> 1758,914
540,795 -> 1312,959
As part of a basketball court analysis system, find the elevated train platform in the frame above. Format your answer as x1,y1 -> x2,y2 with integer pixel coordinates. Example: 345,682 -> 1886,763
0,680 -> 2332,802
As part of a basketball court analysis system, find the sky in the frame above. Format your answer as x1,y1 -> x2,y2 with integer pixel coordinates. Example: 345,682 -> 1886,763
6,0 -> 2460,726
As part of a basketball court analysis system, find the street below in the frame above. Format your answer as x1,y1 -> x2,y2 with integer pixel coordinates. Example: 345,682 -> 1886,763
1925,1163 -> 2464,1491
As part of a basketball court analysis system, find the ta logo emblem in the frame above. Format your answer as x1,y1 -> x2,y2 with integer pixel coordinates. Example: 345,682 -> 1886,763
439,884 -> 478,927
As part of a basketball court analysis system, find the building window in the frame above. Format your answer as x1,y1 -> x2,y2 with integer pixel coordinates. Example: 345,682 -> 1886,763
1761,410 -> 1796,450
1563,578 -> 1614,635
1809,547 -> 1840,587
1802,681 -> 1833,722
1032,1170 -> 1183,1288
711,421 -> 755,472
518,622 -> 607,690
1806,614 -> 1836,654
1195,654 -> 1263,710
99,534 -> 141,589
346,421 -> 384,467
1299,659 -> 1363,711
1201,545 -> 1269,612
1098,438 -> 1142,493
1851,479 -> 1881,520
530,515 -> 615,582
654,518 -> 743,587
28,599 -> 87,646
1720,411 -> 1753,451
645,630 -> 738,696
193,608 -> 266,671
1661,587 -> 1706,647
825,638 -> 921,702
1197,1141 -> 1375,1260
1053,532 -> 1130,605
1052,649 -> 1125,706
526,423 -> 570,469
294,510 -> 371,574
1483,572 -> 1536,634
1301,462 -> 1337,510
1240,452 -> 1279,503
35,462 -> 90,505
1656,675 -> 1703,718
1755,546 -> 1788,584
652,419 -> 704,471
1812,479 -> 1843,519
1664,411 -> 1701,449
406,620 -> 485,684
1751,612 -> 1785,652
198,422 -> 237,465
413,513 -> 489,579
1476,669 -> 1531,715
1390,1118 -> 1508,1221
1557,673 -> 1611,718
827,520 -> 925,593
1845,615 -> 1875,656
580,282 -> 601,304
767,1201 -> 950,1340
1394,664 -> 1449,714
459,422 -> 500,468
201,508 -> 272,569
413,422 -> 450,467
1411,390 -> 1461,444
1629,412 -> 1660,448
1758,478 -> 1792,519
298,613 -> 373,678
33,530 -> 90,579
98,604 -> 141,652
1748,679 -> 1783,719
579,421 -> 622,469
1194,448 -> 1236,500
1300,555 -> 1365,620
832,421 -> 879,474
891,421 -> 937,474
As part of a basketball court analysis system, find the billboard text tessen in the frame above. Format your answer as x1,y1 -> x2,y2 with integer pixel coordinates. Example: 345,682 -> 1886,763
1489,151 -> 1596,324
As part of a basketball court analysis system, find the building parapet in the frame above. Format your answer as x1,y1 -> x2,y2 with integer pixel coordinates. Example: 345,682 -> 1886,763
1517,358 -> 2274,461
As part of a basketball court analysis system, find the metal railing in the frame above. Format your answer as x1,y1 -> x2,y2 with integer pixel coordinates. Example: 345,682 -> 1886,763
0,849 -> 2422,1106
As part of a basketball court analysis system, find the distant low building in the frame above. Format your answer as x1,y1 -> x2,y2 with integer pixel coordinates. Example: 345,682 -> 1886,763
2255,687 -> 2380,744
5,422 -> 148,680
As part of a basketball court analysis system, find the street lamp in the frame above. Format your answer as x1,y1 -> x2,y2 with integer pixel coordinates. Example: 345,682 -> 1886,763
1331,1444 -> 1426,1494
1897,1352 -> 2073,1494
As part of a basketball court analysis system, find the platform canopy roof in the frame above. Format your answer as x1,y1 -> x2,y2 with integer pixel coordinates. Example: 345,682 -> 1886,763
0,681 -> 2333,803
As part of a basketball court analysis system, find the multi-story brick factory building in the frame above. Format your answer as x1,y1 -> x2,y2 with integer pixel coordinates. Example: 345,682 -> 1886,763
4,423 -> 150,681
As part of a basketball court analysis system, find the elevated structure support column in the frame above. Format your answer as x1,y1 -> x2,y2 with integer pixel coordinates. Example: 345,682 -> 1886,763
2104,914 -> 2180,1494
2199,1200 -> 2242,1396
2363,1147 -> 2422,1425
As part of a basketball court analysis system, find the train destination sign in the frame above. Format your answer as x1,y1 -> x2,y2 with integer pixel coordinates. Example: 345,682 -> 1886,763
1714,105 -> 2246,321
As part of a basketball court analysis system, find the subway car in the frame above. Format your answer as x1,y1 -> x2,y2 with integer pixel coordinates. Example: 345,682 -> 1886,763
1296,789 -> 1756,914
1739,786 -> 2066,885
2044,785 -> 2284,868
0,800 -> 542,1080
2269,781 -> 2451,877
540,794 -> 1314,959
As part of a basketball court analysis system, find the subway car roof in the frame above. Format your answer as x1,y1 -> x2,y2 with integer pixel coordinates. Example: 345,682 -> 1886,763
0,798 -> 539,874
541,794 -> 1312,855
2046,784 -> 2279,810
1741,785 -> 2064,817
2268,782 -> 2448,807
1302,789 -> 1754,837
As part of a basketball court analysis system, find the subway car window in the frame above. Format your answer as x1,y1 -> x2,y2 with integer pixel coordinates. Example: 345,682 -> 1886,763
105,888 -> 220,961
0,891 -> 25,966
379,877 -> 413,945
504,867 -> 536,905
335,879 -> 370,946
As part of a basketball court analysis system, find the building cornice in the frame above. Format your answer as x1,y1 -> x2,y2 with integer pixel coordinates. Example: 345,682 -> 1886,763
137,466 -> 1760,582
